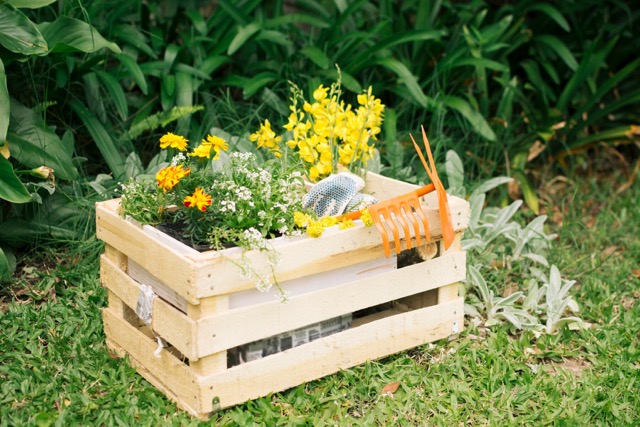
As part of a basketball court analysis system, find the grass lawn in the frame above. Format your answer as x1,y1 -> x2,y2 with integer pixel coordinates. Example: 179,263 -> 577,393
1,170 -> 638,426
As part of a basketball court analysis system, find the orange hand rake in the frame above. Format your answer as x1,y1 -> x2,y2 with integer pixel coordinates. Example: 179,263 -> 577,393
341,126 -> 455,258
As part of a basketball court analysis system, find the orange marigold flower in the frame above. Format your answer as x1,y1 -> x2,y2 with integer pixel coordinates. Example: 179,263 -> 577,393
156,165 -> 190,192
183,187 -> 212,212
159,132 -> 189,151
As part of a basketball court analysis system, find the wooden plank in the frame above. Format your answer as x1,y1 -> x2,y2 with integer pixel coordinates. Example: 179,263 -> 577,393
189,195 -> 469,298
96,201 -> 199,305
200,298 -> 464,413
128,259 -> 188,313
101,255 -> 197,360
194,251 -> 466,357
102,308 -> 205,416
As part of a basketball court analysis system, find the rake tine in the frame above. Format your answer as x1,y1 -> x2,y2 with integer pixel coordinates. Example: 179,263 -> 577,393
391,204 -> 413,251
410,198 -> 431,241
401,199 -> 421,247
369,205 -> 391,258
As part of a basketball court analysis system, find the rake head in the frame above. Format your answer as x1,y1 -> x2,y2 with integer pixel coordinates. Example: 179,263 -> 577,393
366,126 -> 455,258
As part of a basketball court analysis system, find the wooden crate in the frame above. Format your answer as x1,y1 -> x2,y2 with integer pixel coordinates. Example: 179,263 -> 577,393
96,172 -> 470,419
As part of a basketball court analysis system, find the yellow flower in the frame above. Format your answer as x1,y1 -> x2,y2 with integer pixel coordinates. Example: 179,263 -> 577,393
361,208 -> 374,227
159,132 -> 189,151
183,187 -> 212,212
338,219 -> 355,229
156,165 -> 190,192
320,216 -> 338,227
250,119 -> 282,157
188,144 -> 213,159
313,85 -> 328,102
306,220 -> 325,238
294,211 -> 312,228
201,134 -> 229,160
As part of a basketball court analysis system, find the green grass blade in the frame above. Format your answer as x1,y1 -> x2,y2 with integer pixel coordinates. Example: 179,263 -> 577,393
243,72 -> 278,99
525,3 -> 570,31
375,57 -> 429,107
95,71 -> 128,121
227,22 -> 261,55
443,95 -> 496,141
535,35 -> 578,71
300,46 -> 330,69
556,37 -> 617,112
265,13 -> 330,29
69,99 -> 125,180
117,53 -> 148,95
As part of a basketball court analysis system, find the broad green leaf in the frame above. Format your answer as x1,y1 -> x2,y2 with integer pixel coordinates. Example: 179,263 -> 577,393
112,24 -> 156,58
443,95 -> 496,141
6,0 -> 56,8
526,3 -> 570,31
201,55 -> 231,75
69,99 -> 125,180
117,53 -> 148,95
37,16 -> 121,54
243,72 -> 278,99
470,176 -> 512,199
0,155 -> 31,203
227,22 -> 261,55
175,72 -> 194,133
161,74 -> 176,111
0,246 -> 13,281
0,5 -> 47,55
7,98 -> 79,180
255,30 -> 293,48
95,71 -> 128,120
320,68 -> 362,93
300,46 -> 330,69
376,57 -> 429,107
0,59 -> 8,142
450,58 -> 508,72
185,10 -> 208,35
123,106 -> 204,141
535,35 -> 578,71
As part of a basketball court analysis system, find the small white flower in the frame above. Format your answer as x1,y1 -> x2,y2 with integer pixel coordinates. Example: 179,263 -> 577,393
170,153 -> 186,166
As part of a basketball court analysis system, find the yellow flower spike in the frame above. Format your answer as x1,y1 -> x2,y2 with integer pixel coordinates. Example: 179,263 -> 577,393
306,220 -> 325,238
361,208 -> 374,227
313,85 -> 328,102
159,132 -> 189,151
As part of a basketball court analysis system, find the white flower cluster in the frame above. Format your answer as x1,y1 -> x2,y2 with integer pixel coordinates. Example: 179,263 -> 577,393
242,227 -> 266,250
220,200 -> 236,213
170,152 -> 186,166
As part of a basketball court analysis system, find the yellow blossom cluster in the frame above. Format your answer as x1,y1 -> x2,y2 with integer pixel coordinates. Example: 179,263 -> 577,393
252,81 -> 384,182
294,208 -> 372,238
156,165 -> 190,192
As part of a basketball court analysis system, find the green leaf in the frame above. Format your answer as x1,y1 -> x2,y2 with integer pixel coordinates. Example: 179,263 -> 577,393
69,99 -> 125,180
95,71 -> 128,120
450,57 -> 508,72
265,13 -> 330,29
535,35 -> 578,71
123,105 -> 204,141
37,16 -> 121,54
117,53 -> 148,95
5,0 -> 56,8
443,95 -> 496,141
0,5 -> 48,55
375,57 -> 429,107
201,55 -> 231,75
228,22 -> 261,55
300,46 -> 330,69
243,72 -> 278,99
0,59 -> 9,142
185,10 -> 208,35
7,98 -> 79,180
513,170 -> 539,214
0,155 -> 31,203
526,3 -> 570,32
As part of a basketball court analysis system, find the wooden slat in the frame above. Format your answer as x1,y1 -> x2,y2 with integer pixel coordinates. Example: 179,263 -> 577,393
194,251 -> 466,357
102,308 -> 204,416
96,201 -> 199,305
101,255 -> 197,360
200,298 -> 464,413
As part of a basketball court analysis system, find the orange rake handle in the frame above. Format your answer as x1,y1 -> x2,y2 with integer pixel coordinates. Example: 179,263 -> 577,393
338,183 -> 436,222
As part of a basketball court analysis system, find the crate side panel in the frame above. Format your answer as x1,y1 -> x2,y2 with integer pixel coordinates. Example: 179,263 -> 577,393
102,308 -> 205,416
201,298 -> 464,412
96,201 -> 198,304
101,255 -> 197,360
195,251 -> 466,357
